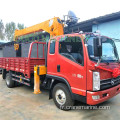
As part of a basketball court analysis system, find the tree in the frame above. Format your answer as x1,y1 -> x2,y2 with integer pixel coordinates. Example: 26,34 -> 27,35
5,22 -> 25,41
0,20 -> 4,40
5,22 -> 16,41
17,23 -> 25,30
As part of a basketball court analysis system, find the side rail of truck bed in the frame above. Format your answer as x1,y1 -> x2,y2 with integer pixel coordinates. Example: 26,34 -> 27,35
0,42 -> 46,78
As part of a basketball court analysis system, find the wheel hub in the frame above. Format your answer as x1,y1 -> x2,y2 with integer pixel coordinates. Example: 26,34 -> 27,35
55,89 -> 66,105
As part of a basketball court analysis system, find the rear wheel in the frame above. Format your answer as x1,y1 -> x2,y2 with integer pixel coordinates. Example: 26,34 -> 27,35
2,69 -> 6,80
5,73 -> 15,88
52,83 -> 74,110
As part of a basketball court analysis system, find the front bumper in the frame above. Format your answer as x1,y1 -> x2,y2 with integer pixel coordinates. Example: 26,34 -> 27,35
87,84 -> 120,105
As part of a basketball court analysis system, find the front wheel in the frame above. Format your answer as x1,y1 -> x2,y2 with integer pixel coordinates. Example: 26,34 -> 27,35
52,83 -> 74,110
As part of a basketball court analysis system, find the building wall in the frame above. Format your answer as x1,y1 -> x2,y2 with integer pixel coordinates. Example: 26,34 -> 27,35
92,19 -> 120,39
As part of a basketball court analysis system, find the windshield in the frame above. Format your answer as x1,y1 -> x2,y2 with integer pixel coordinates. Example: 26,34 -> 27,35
114,40 -> 120,59
87,36 -> 119,62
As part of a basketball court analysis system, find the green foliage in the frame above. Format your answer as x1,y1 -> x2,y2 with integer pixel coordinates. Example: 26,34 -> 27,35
5,22 -> 16,41
0,20 -> 25,41
17,23 -> 25,30
0,20 -> 4,40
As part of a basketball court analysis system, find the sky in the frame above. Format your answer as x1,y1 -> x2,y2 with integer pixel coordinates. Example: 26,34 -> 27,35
0,0 -> 120,27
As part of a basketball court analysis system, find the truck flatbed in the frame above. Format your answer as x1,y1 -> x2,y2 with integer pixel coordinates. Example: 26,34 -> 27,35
0,42 -> 46,78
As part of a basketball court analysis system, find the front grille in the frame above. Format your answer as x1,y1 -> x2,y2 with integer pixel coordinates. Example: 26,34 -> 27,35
100,76 -> 120,90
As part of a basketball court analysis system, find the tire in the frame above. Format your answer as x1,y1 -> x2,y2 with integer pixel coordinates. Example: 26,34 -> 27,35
52,83 -> 74,111
5,73 -> 15,88
2,69 -> 6,80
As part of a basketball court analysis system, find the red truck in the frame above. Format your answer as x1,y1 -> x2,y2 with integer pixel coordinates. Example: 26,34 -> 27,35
1,32 -> 120,110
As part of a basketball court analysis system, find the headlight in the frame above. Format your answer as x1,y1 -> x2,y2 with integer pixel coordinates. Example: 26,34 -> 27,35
93,72 -> 100,91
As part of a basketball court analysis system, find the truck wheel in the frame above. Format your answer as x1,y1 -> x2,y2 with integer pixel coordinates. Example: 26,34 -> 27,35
5,73 -> 15,88
2,69 -> 6,80
52,83 -> 74,110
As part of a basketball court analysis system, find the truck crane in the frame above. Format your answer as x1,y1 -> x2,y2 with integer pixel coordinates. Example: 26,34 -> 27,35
1,14 -> 120,110
14,17 -> 64,50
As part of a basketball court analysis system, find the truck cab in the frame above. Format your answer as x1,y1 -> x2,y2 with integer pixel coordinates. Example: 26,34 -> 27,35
47,33 -> 120,109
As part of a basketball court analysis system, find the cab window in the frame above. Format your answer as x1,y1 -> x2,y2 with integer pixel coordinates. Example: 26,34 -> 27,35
59,36 -> 84,66
50,40 -> 55,54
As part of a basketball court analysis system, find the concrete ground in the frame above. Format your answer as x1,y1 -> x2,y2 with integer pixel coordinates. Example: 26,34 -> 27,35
0,75 -> 120,120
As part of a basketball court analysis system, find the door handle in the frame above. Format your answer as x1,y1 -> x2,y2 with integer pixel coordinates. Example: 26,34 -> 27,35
57,65 -> 60,72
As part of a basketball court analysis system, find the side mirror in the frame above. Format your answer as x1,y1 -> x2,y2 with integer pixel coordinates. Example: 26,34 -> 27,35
94,37 -> 102,57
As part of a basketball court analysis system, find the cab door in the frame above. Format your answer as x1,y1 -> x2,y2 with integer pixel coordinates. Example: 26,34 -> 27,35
47,39 -> 57,75
56,36 -> 87,96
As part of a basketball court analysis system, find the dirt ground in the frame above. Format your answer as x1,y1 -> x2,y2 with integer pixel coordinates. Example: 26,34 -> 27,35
0,75 -> 120,120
